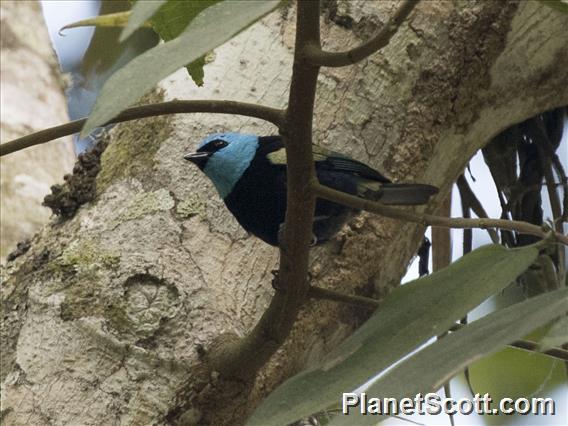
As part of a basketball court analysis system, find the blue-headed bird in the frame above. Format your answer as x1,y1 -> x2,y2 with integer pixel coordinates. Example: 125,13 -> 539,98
185,133 -> 438,246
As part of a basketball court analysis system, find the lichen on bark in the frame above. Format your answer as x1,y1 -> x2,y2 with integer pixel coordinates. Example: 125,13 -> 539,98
96,90 -> 174,194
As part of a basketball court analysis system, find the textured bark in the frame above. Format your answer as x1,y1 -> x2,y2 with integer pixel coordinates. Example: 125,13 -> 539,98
0,0 -> 75,259
1,1 -> 567,425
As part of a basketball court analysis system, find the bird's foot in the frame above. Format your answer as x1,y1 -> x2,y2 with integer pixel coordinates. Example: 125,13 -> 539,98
310,234 -> 318,247
278,223 -> 318,248
271,269 -> 282,290
277,223 -> 288,252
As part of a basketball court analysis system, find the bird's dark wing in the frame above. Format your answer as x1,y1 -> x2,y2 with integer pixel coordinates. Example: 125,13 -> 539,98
259,136 -> 390,183
315,146 -> 390,183
257,136 -> 285,160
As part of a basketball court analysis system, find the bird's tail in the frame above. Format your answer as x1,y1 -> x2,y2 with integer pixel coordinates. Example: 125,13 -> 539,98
376,183 -> 439,205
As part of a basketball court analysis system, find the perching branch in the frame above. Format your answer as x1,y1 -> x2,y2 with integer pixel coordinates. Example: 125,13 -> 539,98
312,182 -> 568,245
307,285 -> 379,309
0,100 -> 285,157
306,0 -> 419,67
207,1 -> 321,379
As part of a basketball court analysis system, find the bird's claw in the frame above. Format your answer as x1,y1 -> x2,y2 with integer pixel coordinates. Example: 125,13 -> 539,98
277,223 -> 287,251
310,234 -> 318,247
278,223 -> 317,247
271,269 -> 282,290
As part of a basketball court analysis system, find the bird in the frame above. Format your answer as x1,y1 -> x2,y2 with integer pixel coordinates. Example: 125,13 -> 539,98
184,132 -> 438,246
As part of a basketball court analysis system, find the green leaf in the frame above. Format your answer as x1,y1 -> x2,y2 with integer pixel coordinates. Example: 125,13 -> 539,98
145,0 -> 221,86
467,346 -> 565,426
149,0 -> 221,41
60,11 -> 143,32
328,287 -> 568,426
122,1 -> 219,85
538,0 -> 568,14
83,0 -> 281,135
247,244 -> 539,426
185,55 -> 207,87
120,0 -> 167,42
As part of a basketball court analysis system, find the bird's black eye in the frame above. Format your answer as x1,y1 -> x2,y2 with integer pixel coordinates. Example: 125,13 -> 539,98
197,139 -> 228,153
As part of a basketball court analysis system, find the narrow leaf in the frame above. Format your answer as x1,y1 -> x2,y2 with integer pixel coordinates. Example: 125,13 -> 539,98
120,0 -> 167,42
329,287 -> 568,425
60,11 -> 140,33
247,244 -> 539,426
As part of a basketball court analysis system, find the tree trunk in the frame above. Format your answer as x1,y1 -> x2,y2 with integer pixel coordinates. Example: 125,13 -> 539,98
1,1 -> 567,425
0,0 -> 75,260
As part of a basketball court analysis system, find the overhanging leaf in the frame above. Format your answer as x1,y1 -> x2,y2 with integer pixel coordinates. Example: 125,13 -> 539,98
120,0 -> 167,42
83,0 -> 281,135
144,0 -> 222,86
328,287 -> 568,426
247,244 -> 539,426
148,0 -> 221,41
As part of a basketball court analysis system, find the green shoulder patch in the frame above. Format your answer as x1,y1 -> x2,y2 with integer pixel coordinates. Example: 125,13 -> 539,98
266,147 -> 287,165
267,145 -> 346,165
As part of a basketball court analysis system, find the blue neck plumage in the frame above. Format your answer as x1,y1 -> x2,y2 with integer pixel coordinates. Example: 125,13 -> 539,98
202,133 -> 259,199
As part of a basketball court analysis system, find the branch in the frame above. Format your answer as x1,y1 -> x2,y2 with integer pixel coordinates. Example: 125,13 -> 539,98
432,189 -> 452,271
207,1 -> 322,379
312,182 -> 568,245
306,0 -> 419,67
0,100 -> 285,157
307,285 -> 379,309
456,175 -> 500,244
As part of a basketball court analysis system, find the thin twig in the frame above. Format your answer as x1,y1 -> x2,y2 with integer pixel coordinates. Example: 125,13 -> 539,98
457,177 -> 475,396
307,285 -> 379,309
535,121 -> 566,285
306,0 -> 419,67
551,156 -> 568,222
0,100 -> 285,157
312,182 -> 568,245
432,189 -> 452,271
457,175 -> 499,244
431,194 -> 456,426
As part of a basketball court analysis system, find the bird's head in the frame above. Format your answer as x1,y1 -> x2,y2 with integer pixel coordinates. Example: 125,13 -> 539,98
184,132 -> 259,199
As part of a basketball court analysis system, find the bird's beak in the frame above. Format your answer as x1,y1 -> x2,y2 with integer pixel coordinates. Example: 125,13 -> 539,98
184,151 -> 210,168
